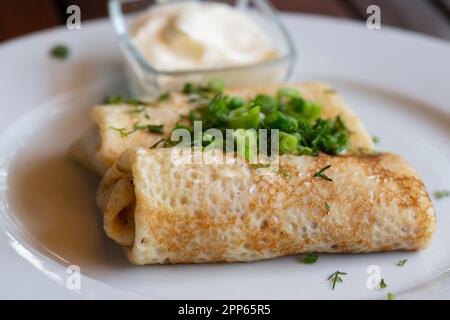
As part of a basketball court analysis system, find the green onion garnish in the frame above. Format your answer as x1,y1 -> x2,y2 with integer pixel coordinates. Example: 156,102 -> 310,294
435,190 -> 450,199
50,44 -> 69,60
158,91 -> 170,101
372,136 -> 380,144
303,254 -> 318,264
106,95 -> 148,106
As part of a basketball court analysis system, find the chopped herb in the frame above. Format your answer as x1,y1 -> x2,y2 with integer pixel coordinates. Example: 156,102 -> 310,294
107,95 -> 123,104
182,83 -> 199,95
324,88 -> 337,94
182,80 -> 224,96
106,95 -> 149,106
387,292 -> 395,300
435,190 -> 450,199
50,44 -> 69,60
313,165 -> 333,181
110,123 -> 164,138
276,167 -> 291,178
250,163 -> 272,170
380,279 -> 388,289
144,113 -> 151,120
372,136 -> 380,144
133,123 -> 164,134
125,98 -> 149,106
327,270 -> 346,290
127,107 -> 145,114
109,126 -> 129,138
150,138 -> 165,149
324,202 -> 330,212
397,259 -> 407,267
177,81 -> 350,157
207,79 -> 225,93
146,124 -> 164,133
303,254 -> 318,264
250,163 -> 290,177
158,91 -> 170,101
146,124 -> 164,134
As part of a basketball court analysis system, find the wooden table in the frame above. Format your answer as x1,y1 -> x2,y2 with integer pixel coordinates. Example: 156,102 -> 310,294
0,0 -> 449,42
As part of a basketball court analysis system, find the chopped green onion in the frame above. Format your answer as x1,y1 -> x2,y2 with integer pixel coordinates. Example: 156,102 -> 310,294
277,87 -> 301,100
176,82 -> 350,157
227,96 -> 245,110
435,190 -> 450,199
279,132 -> 298,154
158,91 -> 170,101
229,106 -> 261,129
303,254 -> 318,264
50,44 -> 69,60
106,95 -> 149,106
264,111 -> 298,132
286,98 -> 321,123
324,202 -> 330,212
372,136 -> 380,144
252,94 -> 277,114
182,83 -> 199,95
380,279 -> 388,289
207,79 -> 225,93
107,95 -> 123,104
387,292 -> 395,300
146,124 -> 164,134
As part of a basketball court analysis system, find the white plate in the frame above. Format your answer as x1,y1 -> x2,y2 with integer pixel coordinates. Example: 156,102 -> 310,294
0,14 -> 449,299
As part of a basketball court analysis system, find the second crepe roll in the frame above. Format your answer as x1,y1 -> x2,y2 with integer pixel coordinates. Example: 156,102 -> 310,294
97,147 -> 435,265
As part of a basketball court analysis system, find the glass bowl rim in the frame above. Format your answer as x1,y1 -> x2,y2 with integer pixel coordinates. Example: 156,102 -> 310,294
108,0 -> 296,77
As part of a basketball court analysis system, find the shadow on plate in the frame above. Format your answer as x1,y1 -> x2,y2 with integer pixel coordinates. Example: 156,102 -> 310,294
7,153 -> 131,274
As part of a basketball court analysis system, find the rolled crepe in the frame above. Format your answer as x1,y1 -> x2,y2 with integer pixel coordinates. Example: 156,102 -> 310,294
72,82 -> 375,175
97,147 -> 435,265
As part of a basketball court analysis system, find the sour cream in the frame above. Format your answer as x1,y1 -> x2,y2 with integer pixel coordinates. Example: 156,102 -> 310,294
130,1 -> 277,71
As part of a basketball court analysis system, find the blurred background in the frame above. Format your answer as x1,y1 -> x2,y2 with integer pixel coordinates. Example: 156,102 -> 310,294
0,0 -> 449,42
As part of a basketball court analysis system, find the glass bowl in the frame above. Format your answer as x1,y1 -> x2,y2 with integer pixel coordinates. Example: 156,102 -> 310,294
108,0 -> 296,97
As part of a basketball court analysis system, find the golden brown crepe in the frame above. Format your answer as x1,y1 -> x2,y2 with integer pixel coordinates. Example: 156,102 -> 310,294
72,82 -> 375,175
97,147 -> 435,265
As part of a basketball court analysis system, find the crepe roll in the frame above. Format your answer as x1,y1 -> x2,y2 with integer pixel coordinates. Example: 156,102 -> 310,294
72,82 -> 375,175
97,148 -> 435,265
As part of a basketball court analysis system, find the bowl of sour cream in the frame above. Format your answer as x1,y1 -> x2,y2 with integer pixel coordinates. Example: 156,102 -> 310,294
109,0 -> 296,96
